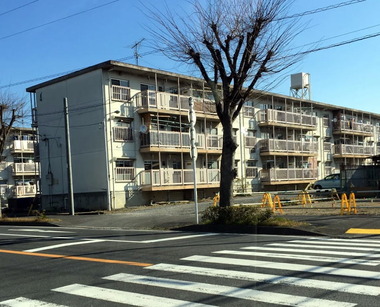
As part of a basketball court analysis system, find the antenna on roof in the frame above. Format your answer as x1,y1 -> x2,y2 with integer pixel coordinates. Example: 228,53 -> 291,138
131,38 -> 145,66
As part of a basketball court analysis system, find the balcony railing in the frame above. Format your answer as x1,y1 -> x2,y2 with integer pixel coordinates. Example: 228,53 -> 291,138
334,144 -> 374,156
140,168 -> 220,187
11,140 -> 35,153
140,131 -> 223,150
12,185 -> 37,198
12,163 -> 39,175
260,139 -> 318,155
112,85 -> 131,102
136,90 -> 217,114
113,127 -> 133,141
260,168 -> 318,182
115,167 -> 135,182
258,109 -> 317,128
333,120 -> 373,135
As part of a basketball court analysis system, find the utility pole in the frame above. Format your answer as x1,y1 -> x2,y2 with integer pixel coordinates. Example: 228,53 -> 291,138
63,98 -> 75,215
188,97 -> 199,224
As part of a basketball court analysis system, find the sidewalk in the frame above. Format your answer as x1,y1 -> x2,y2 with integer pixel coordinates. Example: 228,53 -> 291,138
49,202 -> 380,238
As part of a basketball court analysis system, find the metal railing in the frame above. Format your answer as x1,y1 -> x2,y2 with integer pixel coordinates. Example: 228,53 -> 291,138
334,144 -> 375,156
12,185 -> 37,198
113,127 -> 133,141
260,168 -> 318,182
333,119 -> 373,134
112,85 -> 131,102
260,139 -> 318,154
12,163 -> 39,175
11,140 -> 35,152
258,109 -> 317,128
115,167 -> 135,182
136,90 -> 217,114
140,168 -> 220,187
140,130 -> 222,150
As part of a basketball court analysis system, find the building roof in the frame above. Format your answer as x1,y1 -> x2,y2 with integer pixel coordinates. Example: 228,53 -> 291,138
26,60 -> 380,119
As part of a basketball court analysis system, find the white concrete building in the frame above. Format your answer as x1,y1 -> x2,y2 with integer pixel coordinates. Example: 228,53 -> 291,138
0,127 -> 39,205
26,61 -> 380,211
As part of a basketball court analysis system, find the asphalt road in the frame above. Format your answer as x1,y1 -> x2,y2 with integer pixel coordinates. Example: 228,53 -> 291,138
0,225 -> 379,306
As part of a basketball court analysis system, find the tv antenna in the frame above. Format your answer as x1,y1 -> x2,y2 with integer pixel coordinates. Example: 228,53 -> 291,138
131,38 -> 145,65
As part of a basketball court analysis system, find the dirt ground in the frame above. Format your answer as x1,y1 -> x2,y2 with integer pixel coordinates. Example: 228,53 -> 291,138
271,198 -> 380,216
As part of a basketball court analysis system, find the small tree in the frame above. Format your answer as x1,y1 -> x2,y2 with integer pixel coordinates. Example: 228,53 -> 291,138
147,0 -> 305,206
0,91 -> 26,162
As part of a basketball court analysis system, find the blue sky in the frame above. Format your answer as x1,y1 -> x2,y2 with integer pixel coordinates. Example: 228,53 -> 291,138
1,0 -> 379,117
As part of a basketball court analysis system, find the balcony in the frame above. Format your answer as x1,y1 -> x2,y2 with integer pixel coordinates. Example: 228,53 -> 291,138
12,163 -> 39,176
334,144 -> 375,158
259,139 -> 318,156
140,131 -> 223,153
11,184 -> 37,198
139,168 -> 220,191
11,140 -> 35,153
113,127 -> 133,141
333,120 -> 373,136
258,109 -> 317,129
112,85 -> 131,102
136,90 -> 217,117
260,168 -> 318,184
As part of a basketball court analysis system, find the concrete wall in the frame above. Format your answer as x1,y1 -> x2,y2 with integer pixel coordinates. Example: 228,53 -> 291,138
36,69 -> 109,210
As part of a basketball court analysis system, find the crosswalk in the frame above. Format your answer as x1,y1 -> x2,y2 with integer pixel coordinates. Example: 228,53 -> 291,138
1,237 -> 379,306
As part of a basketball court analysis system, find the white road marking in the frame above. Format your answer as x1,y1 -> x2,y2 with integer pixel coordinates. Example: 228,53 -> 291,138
242,246 -> 380,258
24,239 -> 105,252
269,242 -> 380,252
183,255 -> 380,279
140,233 -> 217,243
147,263 -> 380,296
289,239 -> 380,248
0,297 -> 67,306
104,273 -> 356,307
8,228 -> 74,233
0,233 -> 69,239
52,283 -> 216,307
301,238 -> 380,244
214,249 -> 380,266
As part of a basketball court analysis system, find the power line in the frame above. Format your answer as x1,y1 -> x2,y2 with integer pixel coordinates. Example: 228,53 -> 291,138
277,0 -> 366,20
0,0 -> 119,41
0,0 -> 39,17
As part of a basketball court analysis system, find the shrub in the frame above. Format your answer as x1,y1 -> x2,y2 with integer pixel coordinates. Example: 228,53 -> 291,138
201,205 -> 272,226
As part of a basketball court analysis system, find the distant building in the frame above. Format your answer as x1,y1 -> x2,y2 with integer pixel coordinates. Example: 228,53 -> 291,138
26,60 -> 380,211
0,127 -> 39,205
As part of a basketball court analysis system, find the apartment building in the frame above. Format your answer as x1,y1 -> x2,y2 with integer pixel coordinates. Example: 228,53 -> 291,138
26,60 -> 380,211
0,127 -> 39,205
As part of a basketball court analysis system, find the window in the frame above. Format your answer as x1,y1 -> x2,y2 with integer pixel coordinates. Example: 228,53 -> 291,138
115,159 -> 134,181
111,79 -> 130,101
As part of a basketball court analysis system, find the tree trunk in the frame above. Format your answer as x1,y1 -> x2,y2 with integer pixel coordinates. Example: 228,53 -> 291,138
219,118 -> 237,207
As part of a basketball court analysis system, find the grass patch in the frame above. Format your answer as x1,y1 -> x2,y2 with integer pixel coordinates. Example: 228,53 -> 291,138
201,205 -> 273,226
260,216 -> 310,227
0,216 -> 60,223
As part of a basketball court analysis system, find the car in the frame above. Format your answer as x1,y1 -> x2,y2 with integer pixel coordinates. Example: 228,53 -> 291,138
312,173 -> 341,190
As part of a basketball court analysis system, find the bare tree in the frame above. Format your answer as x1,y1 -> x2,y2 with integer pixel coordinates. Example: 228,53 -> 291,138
0,91 -> 26,162
147,0 -> 305,206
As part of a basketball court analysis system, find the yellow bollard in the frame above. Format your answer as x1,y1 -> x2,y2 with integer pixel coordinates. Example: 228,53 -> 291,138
349,192 -> 357,214
340,193 -> 350,215
261,193 -> 274,211
273,195 -> 284,214
213,193 -> 220,207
